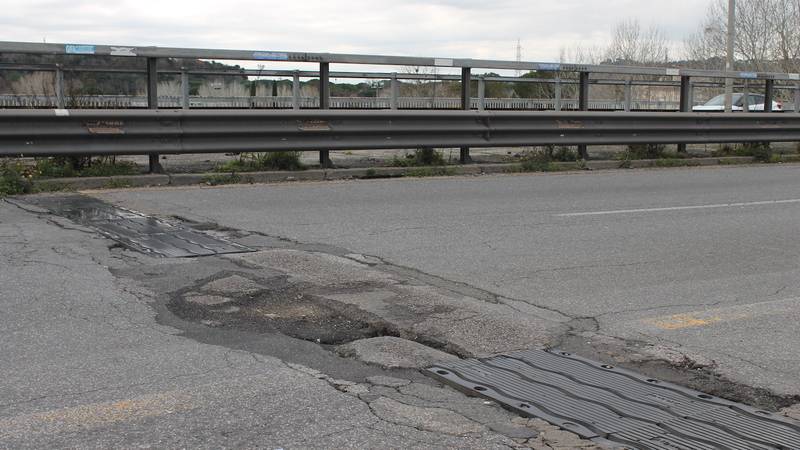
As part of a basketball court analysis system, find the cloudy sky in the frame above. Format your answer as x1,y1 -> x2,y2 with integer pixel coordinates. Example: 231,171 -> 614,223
2,0 -> 715,71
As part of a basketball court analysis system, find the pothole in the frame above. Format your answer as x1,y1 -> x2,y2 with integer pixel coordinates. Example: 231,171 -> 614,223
168,272 -> 405,345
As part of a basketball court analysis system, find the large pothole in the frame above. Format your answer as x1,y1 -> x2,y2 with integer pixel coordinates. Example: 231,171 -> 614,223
168,272 -> 404,345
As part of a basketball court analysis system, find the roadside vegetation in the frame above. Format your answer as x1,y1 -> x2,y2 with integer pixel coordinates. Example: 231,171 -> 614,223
0,156 -> 134,195
506,146 -> 589,173
387,148 -> 448,167
213,151 -> 306,173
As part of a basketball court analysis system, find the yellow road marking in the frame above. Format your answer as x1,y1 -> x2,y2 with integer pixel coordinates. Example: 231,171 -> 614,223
645,298 -> 799,330
0,392 -> 197,440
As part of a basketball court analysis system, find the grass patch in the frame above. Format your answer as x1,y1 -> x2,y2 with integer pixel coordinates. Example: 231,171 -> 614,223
2,156 -> 137,195
649,159 -> 699,168
718,158 -> 745,165
713,144 -> 774,162
404,167 -> 459,177
551,146 -> 579,162
102,178 -> 132,189
202,173 -> 253,185
618,144 -> 689,161
214,152 -> 306,172
515,152 -> 564,172
362,169 -> 402,179
0,159 -> 36,195
36,156 -> 138,178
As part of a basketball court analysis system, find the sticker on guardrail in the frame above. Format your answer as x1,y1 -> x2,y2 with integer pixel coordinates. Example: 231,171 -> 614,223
296,119 -> 331,131
539,63 -> 560,71
254,51 -> 289,61
110,47 -> 137,57
54,109 -> 69,116
85,120 -> 125,134
556,119 -> 583,129
66,44 -> 95,55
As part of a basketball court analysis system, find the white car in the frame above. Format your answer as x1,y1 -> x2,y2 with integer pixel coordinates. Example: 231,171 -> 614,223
693,93 -> 782,111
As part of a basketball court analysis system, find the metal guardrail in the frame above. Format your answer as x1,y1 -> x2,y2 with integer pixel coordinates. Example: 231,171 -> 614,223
2,41 -> 799,81
0,94 -> 682,111
2,109 -> 797,158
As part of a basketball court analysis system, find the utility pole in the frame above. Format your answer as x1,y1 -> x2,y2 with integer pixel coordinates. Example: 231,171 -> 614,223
516,39 -> 522,77
725,0 -> 735,112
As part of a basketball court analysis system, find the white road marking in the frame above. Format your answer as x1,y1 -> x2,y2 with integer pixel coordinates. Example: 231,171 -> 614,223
558,199 -> 800,217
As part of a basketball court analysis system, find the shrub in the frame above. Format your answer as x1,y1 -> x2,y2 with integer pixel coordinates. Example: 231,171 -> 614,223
404,167 -> 459,177
214,151 -> 306,172
35,156 -> 138,178
552,146 -> 578,162
620,144 -> 668,160
518,151 -> 561,172
713,144 -> 773,162
0,158 -> 36,195
388,148 -> 447,167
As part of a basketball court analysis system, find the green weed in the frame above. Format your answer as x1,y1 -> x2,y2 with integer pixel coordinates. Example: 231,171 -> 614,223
388,148 -> 447,167
404,167 -> 459,177
102,178 -> 132,189
35,156 -> 138,178
649,159 -> 699,168
516,152 -> 563,172
214,151 -> 306,172
202,173 -> 253,185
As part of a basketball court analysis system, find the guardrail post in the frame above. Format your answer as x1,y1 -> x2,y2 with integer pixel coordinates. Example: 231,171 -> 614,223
460,67 -> 473,164
764,79 -> 774,113
390,73 -> 398,110
763,79 -> 775,148
181,69 -> 190,109
146,57 -> 164,173
555,80 -> 562,111
478,76 -> 486,111
319,62 -> 333,167
577,72 -> 590,159
56,66 -> 65,109
677,76 -> 692,153
794,86 -> 800,113
624,80 -> 632,112
292,70 -> 300,110
743,81 -> 750,113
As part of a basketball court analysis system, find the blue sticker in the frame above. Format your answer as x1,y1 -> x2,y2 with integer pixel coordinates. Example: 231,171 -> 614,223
66,45 -> 95,55
740,72 -> 758,79
254,51 -> 289,61
539,63 -> 561,71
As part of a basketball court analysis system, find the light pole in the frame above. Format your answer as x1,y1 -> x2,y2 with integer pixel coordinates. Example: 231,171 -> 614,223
725,0 -> 735,112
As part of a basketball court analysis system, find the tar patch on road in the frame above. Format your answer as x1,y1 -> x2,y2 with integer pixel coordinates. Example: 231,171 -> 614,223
425,349 -> 800,450
27,194 -> 254,257
168,271 -> 404,345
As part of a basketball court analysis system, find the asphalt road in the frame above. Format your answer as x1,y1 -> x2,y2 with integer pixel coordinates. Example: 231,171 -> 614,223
3,164 -> 798,448
105,165 -> 800,403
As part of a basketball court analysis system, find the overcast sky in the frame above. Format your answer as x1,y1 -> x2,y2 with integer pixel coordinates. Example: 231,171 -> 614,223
2,0 -> 714,72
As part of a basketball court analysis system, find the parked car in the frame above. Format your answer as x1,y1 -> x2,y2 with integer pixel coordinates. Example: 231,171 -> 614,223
693,93 -> 782,111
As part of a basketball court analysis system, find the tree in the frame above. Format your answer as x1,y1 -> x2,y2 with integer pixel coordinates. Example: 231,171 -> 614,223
604,19 -> 671,66
683,0 -> 800,73
514,71 -> 556,99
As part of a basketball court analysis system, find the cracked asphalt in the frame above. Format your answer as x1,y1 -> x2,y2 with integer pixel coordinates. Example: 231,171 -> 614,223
2,163 -> 800,448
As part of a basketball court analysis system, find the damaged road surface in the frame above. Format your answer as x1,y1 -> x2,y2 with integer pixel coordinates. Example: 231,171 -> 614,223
1,194 -> 571,449
3,164 -> 800,449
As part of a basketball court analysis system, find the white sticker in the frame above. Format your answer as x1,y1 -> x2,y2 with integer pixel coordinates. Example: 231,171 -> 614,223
54,109 -> 69,116
110,47 -> 137,57
790,74 -> 800,80
434,59 -> 454,67
665,69 -> 680,76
